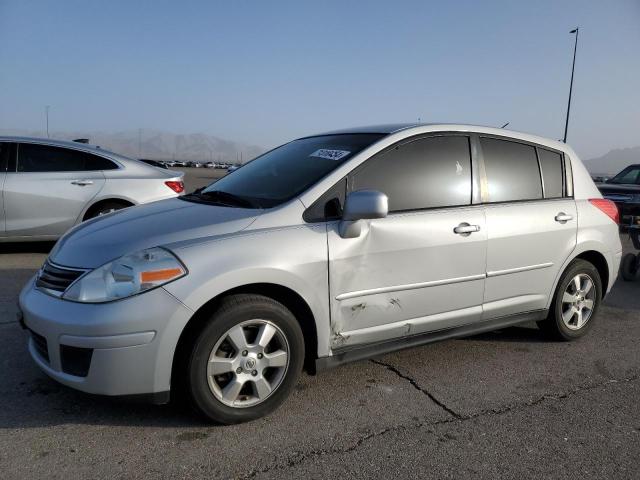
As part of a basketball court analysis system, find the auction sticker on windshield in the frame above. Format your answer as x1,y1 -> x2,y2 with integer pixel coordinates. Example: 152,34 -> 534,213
310,149 -> 351,161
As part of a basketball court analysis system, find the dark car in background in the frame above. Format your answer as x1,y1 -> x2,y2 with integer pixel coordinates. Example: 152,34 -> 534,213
597,164 -> 640,226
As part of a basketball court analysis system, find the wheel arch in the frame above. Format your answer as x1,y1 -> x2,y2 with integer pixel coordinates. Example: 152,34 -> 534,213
574,250 -> 609,293
81,197 -> 136,221
546,246 -> 611,309
171,282 -> 320,395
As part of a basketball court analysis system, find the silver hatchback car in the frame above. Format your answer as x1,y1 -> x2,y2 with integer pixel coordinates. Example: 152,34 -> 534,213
19,124 -> 622,424
0,137 -> 184,241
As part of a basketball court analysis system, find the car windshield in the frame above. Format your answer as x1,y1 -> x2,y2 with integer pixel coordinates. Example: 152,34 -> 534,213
193,133 -> 385,208
608,167 -> 640,185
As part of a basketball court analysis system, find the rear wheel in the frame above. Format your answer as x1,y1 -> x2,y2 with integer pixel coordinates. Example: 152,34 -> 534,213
186,294 -> 304,424
537,259 -> 602,340
85,200 -> 131,220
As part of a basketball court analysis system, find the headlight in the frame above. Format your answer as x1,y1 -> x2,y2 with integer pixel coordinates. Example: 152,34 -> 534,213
63,247 -> 187,303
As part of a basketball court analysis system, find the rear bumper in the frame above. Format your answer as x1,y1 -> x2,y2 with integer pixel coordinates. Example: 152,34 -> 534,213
19,277 -> 193,397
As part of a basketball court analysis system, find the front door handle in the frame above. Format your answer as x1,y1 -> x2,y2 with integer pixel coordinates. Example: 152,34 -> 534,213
453,223 -> 481,236
71,180 -> 94,186
555,212 -> 574,223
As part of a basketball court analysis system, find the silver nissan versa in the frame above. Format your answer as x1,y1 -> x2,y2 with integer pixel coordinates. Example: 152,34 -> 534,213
19,124 -> 622,424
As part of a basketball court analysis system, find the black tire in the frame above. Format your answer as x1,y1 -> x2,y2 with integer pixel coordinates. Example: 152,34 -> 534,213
537,259 -> 602,341
85,201 -> 130,220
185,294 -> 304,424
621,253 -> 639,281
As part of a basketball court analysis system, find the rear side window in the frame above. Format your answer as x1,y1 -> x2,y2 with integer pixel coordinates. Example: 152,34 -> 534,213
18,144 -> 118,172
480,138 -> 542,202
538,148 -> 564,198
351,136 -> 472,212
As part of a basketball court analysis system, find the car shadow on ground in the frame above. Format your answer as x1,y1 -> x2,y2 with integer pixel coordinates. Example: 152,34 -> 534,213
0,325 -> 554,431
463,324 -> 548,343
0,241 -> 55,254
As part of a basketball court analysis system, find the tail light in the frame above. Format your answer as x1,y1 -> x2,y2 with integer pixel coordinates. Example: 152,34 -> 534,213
589,198 -> 619,224
165,180 -> 184,194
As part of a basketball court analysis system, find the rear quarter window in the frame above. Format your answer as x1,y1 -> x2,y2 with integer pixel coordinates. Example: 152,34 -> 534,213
538,148 -> 564,198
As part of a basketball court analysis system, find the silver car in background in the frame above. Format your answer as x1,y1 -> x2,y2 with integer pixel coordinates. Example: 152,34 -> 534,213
0,137 -> 184,241
19,124 -> 622,425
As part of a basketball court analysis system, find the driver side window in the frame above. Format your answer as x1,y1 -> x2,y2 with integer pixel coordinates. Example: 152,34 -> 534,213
350,135 -> 472,212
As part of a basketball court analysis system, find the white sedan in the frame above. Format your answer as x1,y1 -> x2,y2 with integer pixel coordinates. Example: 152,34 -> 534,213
0,136 -> 184,241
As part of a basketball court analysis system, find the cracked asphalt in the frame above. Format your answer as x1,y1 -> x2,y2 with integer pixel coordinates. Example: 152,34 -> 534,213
0,172 -> 638,479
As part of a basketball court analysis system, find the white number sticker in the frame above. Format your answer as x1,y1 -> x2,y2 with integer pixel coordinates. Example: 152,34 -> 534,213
310,149 -> 351,161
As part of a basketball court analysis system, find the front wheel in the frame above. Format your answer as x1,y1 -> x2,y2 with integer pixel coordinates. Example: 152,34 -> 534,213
537,259 -> 602,340
186,294 -> 304,424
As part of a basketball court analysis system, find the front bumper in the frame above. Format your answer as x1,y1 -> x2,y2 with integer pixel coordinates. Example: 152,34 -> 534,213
19,277 -> 193,397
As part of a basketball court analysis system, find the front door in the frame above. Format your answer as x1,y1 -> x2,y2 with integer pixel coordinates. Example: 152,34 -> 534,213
327,135 -> 487,349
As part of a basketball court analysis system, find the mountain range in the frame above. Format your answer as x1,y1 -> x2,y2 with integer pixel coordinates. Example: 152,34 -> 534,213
1,128 -> 637,173
0,129 -> 264,163
583,146 -> 640,175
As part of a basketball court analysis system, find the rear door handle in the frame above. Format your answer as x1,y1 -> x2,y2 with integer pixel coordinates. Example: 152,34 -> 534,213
453,223 -> 481,236
555,212 -> 573,223
71,180 -> 94,186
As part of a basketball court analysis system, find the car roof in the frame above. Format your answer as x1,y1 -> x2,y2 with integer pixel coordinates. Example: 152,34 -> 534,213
313,123 -> 421,136
0,136 -> 124,158
302,123 -> 568,152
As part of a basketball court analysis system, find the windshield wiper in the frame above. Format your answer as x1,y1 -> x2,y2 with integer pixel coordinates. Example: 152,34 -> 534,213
196,190 -> 258,208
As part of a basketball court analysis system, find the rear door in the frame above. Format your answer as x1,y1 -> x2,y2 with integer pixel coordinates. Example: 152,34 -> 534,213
480,137 -> 577,318
3,143 -> 109,238
327,134 -> 487,348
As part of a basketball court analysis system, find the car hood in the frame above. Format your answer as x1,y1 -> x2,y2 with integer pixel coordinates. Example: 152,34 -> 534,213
49,198 -> 259,268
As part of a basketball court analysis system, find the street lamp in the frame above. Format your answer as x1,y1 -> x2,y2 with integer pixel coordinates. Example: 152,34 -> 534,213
563,27 -> 579,143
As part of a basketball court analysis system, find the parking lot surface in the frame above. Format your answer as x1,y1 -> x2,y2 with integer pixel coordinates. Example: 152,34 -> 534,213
0,171 -> 638,479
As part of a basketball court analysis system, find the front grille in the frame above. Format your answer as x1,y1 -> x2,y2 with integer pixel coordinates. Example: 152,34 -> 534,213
30,330 -> 49,363
35,261 -> 86,293
60,345 -> 93,377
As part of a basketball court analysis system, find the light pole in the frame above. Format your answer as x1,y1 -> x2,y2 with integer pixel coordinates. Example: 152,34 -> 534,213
563,27 -> 579,143
45,105 -> 50,138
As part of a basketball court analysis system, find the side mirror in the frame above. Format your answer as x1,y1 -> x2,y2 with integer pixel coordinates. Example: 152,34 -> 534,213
339,190 -> 388,238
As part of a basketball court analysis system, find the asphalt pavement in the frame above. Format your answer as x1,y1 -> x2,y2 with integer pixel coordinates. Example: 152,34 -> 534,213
0,171 -> 638,479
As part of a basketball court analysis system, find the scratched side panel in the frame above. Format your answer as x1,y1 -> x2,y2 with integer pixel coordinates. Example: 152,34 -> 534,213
327,207 -> 487,347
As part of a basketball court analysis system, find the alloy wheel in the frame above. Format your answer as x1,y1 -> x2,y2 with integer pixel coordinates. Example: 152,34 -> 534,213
560,273 -> 596,330
206,319 -> 290,408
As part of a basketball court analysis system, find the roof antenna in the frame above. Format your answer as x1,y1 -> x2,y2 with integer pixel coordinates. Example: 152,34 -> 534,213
500,122 -> 509,129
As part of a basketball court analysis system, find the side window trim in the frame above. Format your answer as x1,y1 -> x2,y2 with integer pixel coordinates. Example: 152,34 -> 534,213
564,153 -> 574,197
535,147 -> 546,199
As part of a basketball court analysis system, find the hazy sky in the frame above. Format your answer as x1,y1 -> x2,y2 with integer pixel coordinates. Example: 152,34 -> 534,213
1,0 -> 638,159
